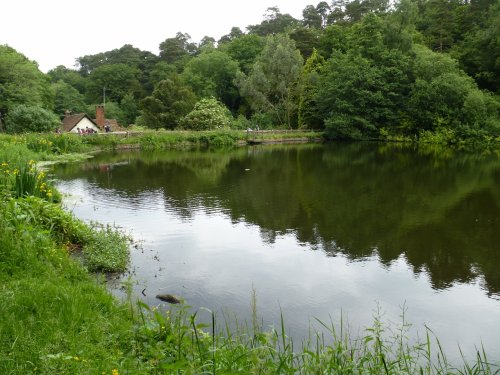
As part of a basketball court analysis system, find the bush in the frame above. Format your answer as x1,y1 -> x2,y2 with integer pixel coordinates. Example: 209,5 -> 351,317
180,98 -> 232,131
232,114 -> 252,130
83,223 -> 130,272
5,105 -> 60,133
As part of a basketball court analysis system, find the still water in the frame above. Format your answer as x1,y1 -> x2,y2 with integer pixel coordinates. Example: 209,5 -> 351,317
52,143 -> 500,364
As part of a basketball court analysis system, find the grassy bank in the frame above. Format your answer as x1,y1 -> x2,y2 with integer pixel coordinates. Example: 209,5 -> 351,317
1,134 -> 499,374
0,129 -> 323,155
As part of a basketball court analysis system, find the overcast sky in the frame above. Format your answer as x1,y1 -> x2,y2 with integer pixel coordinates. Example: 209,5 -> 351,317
1,0 -> 311,72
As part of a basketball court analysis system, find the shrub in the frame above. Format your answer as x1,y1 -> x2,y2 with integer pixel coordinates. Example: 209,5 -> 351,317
5,105 -> 60,133
180,98 -> 232,131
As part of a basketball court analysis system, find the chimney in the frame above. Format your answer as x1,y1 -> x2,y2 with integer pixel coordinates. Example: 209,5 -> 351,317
95,105 -> 105,128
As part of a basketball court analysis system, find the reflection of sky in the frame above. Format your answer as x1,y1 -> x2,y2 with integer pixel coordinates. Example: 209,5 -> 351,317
58,179 -> 500,365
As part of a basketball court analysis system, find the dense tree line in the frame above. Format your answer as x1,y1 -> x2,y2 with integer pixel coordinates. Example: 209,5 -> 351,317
0,0 -> 498,141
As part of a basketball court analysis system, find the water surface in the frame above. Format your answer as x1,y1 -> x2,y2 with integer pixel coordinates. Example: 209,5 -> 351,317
52,143 -> 500,364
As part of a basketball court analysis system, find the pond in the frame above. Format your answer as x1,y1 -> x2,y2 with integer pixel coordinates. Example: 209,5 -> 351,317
51,143 -> 500,365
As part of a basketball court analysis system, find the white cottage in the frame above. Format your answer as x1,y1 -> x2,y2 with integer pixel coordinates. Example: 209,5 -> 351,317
61,112 -> 100,133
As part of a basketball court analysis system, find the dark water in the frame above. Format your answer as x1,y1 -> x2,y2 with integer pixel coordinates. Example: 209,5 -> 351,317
52,143 -> 500,364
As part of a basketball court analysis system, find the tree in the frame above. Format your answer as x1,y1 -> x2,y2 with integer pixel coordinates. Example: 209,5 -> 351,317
298,49 -> 325,129
76,44 -> 158,77
328,0 -> 347,24
139,77 -> 196,129
454,1 -> 500,92
407,45 -> 497,132
302,5 -> 322,28
316,50 -> 411,139
318,24 -> 349,58
120,93 -> 139,125
290,27 -> 321,58
149,62 -> 179,86
236,34 -> 304,128
47,65 -> 87,94
218,27 -> 244,44
159,32 -> 197,64
0,45 -> 54,115
316,2 -> 331,27
52,80 -> 87,117
85,63 -> 141,104
349,13 -> 385,60
220,34 -> 266,75
181,49 -> 240,111
199,36 -> 216,49
383,0 -> 417,53
417,0 -> 460,52
247,7 -> 299,36
180,98 -> 232,130
5,105 -> 59,133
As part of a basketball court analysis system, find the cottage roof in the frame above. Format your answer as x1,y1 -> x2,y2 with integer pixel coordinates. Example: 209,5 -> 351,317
61,113 -> 99,132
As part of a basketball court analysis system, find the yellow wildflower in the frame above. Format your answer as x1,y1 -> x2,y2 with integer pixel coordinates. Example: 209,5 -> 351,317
112,369 -> 119,375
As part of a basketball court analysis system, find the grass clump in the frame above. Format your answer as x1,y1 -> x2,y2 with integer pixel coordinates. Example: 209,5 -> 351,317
83,222 -> 131,272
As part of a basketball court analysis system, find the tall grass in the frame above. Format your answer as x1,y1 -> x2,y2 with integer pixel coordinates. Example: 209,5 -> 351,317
130,302 -> 499,374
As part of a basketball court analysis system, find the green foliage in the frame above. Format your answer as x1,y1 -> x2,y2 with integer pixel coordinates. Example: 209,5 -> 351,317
181,49 -> 240,110
408,45 -> 499,134
417,0 -> 458,52
453,1 -> 500,92
83,222 -> 130,272
140,77 -> 196,130
181,98 -> 233,131
298,49 -> 325,129
85,63 -> 141,104
51,80 -> 87,116
159,32 -> 197,64
289,26 -> 321,58
316,50 -> 411,139
219,34 -> 265,75
237,34 -> 304,128
47,65 -> 87,93
232,114 -> 253,130
120,92 -> 138,125
247,7 -> 299,36
0,45 -> 54,115
5,105 -> 60,134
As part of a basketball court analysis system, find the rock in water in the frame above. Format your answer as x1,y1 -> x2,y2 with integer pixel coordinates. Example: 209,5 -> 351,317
156,294 -> 182,304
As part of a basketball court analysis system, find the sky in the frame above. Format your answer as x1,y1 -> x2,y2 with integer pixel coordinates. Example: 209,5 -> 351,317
1,0 -> 311,73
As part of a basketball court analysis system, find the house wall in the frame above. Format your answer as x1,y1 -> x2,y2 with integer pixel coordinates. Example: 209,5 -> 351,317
70,118 -> 100,133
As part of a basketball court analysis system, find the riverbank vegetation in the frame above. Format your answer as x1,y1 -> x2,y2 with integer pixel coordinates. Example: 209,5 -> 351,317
1,137 -> 499,373
1,0 -> 499,145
